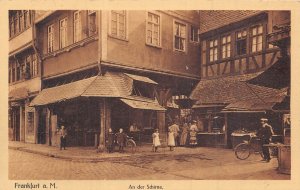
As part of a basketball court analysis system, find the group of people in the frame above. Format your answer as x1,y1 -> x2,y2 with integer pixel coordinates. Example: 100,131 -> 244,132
151,120 -> 200,152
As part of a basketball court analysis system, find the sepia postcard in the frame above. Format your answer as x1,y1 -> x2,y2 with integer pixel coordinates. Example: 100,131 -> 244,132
0,1 -> 300,190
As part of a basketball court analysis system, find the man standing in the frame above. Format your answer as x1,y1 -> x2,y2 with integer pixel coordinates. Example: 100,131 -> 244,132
59,125 -> 67,150
116,128 -> 127,153
257,118 -> 274,162
168,122 -> 180,146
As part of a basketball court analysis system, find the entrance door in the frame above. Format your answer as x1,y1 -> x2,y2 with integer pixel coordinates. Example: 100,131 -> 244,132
38,110 -> 47,144
15,109 -> 20,141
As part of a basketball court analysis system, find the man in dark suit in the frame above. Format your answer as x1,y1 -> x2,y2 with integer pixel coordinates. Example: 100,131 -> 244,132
257,118 -> 274,162
116,128 -> 127,153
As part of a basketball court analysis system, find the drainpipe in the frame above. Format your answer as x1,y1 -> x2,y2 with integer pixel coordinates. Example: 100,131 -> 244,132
97,10 -> 102,75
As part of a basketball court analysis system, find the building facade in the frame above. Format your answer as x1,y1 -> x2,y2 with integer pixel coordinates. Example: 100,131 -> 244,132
8,10 -> 46,143
190,11 -> 290,148
26,10 -> 201,148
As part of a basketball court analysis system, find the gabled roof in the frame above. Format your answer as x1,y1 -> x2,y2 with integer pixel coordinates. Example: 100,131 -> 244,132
199,10 -> 263,34
190,73 -> 286,111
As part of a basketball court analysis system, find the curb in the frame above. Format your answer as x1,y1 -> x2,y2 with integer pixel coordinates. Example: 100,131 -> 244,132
8,146 -> 170,162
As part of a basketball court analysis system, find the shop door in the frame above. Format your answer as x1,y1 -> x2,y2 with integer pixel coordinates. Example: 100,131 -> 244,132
38,110 -> 47,144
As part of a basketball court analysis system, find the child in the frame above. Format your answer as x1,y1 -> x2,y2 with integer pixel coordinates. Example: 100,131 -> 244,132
116,128 -> 127,153
189,128 -> 198,148
152,129 -> 161,152
168,129 -> 175,151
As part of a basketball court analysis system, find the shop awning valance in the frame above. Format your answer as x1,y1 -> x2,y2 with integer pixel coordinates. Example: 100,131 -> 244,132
124,73 -> 158,85
120,97 -> 166,111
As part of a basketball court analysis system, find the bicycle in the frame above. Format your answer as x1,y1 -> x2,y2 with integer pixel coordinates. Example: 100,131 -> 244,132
125,136 -> 137,154
234,135 -> 264,160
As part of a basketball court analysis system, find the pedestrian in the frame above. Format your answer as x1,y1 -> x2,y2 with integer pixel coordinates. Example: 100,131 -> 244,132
116,128 -> 127,153
190,120 -> 198,132
107,128 -> 115,153
189,128 -> 198,148
152,129 -> 161,152
180,123 -> 189,146
168,122 -> 180,146
59,125 -> 67,150
168,129 -> 175,151
256,118 -> 274,162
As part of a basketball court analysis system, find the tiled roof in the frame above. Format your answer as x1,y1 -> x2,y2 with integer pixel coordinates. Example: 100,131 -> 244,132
190,73 -> 286,111
199,10 -> 263,34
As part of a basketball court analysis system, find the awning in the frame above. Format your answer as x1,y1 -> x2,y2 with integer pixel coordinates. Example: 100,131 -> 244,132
124,73 -> 158,85
9,87 -> 29,101
120,97 -> 166,111
247,57 -> 290,89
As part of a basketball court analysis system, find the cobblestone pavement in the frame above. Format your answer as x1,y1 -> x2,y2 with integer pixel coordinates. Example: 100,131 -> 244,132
9,148 -> 290,180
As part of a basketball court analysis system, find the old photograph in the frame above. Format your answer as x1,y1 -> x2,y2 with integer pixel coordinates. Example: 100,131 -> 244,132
8,9 -> 291,182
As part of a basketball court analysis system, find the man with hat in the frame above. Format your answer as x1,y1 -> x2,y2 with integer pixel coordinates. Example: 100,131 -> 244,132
59,125 -> 67,150
257,118 -> 274,162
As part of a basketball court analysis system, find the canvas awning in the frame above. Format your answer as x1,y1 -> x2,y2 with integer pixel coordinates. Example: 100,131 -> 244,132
120,97 -> 166,111
124,73 -> 158,84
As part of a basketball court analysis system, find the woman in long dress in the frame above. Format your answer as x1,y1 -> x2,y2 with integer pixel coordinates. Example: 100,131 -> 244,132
180,123 -> 189,146
168,129 -> 175,151
152,129 -> 161,152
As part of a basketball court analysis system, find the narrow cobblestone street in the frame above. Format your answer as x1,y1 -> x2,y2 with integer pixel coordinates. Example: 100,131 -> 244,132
9,147 -> 290,180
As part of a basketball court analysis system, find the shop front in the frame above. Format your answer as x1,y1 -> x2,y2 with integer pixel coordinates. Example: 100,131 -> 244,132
30,71 -> 166,149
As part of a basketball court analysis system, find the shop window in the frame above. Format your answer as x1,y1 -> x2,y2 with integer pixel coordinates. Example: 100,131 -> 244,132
110,10 -> 127,39
236,29 -> 247,55
47,24 -> 54,53
209,39 -> 218,62
73,11 -> 82,43
174,21 -> 187,51
59,18 -> 68,48
221,35 -> 231,59
146,12 -> 161,47
88,10 -> 97,36
251,25 -> 263,53
190,26 -> 199,43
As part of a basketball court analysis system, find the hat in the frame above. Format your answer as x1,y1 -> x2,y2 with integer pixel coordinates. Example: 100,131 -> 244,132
260,118 -> 268,122
192,120 -> 197,123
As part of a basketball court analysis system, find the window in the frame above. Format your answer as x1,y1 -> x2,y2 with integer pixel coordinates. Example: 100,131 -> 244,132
251,25 -> 263,52
31,54 -> 38,77
73,11 -> 82,43
236,29 -> 247,55
209,39 -> 218,62
110,10 -> 126,39
146,12 -> 160,46
10,18 -> 14,37
190,26 -> 199,42
24,55 -> 31,79
174,21 -> 187,51
59,18 -> 68,48
24,11 -> 29,28
16,63 -> 21,81
221,35 -> 231,59
88,11 -> 97,36
12,67 -> 16,83
19,12 -> 24,32
14,13 -> 19,34
47,25 -> 54,53
9,67 -> 12,83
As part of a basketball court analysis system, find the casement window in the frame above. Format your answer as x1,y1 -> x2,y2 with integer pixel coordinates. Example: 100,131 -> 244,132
16,63 -> 21,81
251,25 -> 263,52
73,11 -> 82,43
236,29 -> 247,55
14,13 -> 19,34
209,39 -> 218,62
10,18 -> 14,37
19,12 -> 24,32
190,26 -> 199,42
9,67 -> 12,83
12,67 -> 16,83
31,54 -> 38,77
110,10 -> 126,39
24,11 -> 29,29
59,18 -> 68,48
174,21 -> 187,51
47,25 -> 54,53
146,12 -> 160,46
88,10 -> 97,36
221,35 -> 231,59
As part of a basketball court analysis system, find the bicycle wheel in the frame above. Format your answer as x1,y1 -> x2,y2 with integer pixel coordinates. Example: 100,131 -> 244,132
126,139 -> 137,154
235,143 -> 251,160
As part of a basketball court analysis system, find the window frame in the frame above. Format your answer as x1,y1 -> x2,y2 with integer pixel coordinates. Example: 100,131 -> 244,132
109,10 -> 128,40
73,11 -> 82,43
208,38 -> 218,62
173,20 -> 187,52
190,25 -> 199,43
59,17 -> 68,49
146,11 -> 161,48
221,34 -> 231,59
47,24 -> 54,53
250,24 -> 263,53
235,28 -> 248,56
